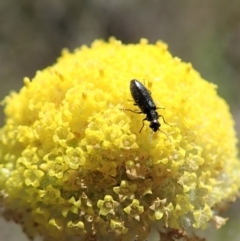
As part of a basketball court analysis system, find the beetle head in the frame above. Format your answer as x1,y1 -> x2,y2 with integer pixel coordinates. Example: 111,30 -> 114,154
150,120 -> 160,132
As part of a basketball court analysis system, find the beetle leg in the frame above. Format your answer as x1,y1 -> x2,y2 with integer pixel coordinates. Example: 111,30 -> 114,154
139,117 -> 147,133
123,108 -> 142,114
156,106 -> 165,110
159,115 -> 172,127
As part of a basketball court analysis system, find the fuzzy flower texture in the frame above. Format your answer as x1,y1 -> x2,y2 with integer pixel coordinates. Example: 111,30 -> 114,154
0,38 -> 240,241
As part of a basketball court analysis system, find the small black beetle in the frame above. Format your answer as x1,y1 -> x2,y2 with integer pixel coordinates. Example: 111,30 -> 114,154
127,79 -> 171,134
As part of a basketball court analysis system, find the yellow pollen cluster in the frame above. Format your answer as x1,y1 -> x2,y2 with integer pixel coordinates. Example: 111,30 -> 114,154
0,38 -> 240,241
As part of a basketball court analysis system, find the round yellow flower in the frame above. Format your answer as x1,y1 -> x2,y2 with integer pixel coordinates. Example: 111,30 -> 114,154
0,38 -> 240,241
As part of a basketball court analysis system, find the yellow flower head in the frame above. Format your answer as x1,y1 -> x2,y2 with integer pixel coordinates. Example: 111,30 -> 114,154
0,38 -> 240,241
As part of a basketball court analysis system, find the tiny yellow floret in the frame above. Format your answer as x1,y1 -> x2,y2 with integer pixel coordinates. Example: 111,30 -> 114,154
0,38 -> 240,241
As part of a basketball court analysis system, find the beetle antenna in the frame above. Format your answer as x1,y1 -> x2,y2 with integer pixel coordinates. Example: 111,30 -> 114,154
159,129 -> 171,143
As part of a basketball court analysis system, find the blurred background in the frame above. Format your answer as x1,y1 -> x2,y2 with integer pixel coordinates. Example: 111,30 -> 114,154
0,0 -> 239,240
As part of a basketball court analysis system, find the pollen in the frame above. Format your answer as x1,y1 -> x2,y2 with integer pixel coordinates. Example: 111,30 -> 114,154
0,38 -> 240,241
